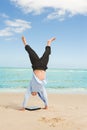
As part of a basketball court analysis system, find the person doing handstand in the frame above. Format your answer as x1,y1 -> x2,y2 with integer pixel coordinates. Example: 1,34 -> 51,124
20,36 -> 56,110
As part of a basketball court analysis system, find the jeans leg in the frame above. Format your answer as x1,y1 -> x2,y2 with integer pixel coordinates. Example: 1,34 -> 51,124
25,45 -> 40,65
40,46 -> 51,66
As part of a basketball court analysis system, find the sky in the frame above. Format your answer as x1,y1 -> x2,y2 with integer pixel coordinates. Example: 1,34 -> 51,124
0,0 -> 87,69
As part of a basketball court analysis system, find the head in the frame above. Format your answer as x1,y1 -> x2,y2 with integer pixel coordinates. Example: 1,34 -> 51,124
31,92 -> 37,96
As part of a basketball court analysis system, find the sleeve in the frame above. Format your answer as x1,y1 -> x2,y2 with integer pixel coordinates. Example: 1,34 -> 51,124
38,87 -> 48,107
22,83 -> 31,108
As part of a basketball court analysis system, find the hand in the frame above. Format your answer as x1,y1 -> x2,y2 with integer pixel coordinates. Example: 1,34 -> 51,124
43,106 -> 48,109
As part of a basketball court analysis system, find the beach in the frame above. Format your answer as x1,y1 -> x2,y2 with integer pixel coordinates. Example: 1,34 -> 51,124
0,92 -> 87,130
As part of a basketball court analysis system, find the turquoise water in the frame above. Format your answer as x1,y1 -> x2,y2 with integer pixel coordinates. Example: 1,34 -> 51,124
0,67 -> 87,93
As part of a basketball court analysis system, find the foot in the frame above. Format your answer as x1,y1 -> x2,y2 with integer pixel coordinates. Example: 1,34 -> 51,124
22,36 -> 27,46
47,37 -> 56,46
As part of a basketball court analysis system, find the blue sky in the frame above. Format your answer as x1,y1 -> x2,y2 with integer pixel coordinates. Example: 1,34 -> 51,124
0,0 -> 87,69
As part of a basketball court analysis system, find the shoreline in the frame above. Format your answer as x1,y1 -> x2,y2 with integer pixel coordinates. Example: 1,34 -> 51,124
0,88 -> 87,94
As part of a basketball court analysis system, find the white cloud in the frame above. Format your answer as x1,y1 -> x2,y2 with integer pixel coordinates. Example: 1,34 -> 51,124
0,28 -> 13,37
47,10 -> 66,21
5,19 -> 31,28
0,13 -> 9,18
5,19 -> 31,33
10,0 -> 87,20
5,37 -> 18,41
0,19 -> 31,37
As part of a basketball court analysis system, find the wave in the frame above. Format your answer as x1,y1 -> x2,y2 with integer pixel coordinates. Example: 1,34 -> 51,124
47,68 -> 87,73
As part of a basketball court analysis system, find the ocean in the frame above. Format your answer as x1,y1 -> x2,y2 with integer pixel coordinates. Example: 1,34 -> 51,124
0,67 -> 87,93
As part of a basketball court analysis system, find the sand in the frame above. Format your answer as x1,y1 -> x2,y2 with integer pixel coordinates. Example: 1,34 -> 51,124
0,92 -> 87,130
